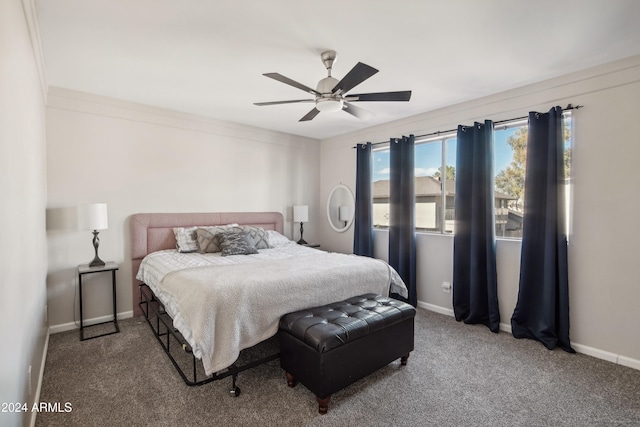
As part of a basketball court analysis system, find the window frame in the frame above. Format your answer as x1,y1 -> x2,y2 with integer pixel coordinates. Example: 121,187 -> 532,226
370,111 -> 573,240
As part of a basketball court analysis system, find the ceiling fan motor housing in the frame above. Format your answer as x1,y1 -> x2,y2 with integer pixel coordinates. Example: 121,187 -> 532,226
315,76 -> 343,112
316,76 -> 339,95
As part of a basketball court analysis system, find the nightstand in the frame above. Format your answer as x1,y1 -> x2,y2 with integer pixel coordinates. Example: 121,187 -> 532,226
78,262 -> 120,341
301,243 -> 321,248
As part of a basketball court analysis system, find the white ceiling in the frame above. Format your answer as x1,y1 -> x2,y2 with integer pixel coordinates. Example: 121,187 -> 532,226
35,0 -> 640,140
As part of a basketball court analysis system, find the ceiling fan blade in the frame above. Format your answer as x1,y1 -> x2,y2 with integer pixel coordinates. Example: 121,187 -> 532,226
253,99 -> 314,106
331,62 -> 379,95
345,90 -> 412,102
342,102 -> 374,120
263,73 -> 319,96
299,108 -> 320,122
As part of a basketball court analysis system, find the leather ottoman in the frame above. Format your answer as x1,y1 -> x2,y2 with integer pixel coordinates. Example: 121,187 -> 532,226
279,293 -> 415,414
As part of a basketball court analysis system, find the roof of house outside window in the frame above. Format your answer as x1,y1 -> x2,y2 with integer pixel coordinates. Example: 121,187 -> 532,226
373,176 -> 516,200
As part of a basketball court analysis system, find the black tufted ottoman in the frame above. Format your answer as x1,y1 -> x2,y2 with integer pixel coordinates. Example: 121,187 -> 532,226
279,293 -> 415,414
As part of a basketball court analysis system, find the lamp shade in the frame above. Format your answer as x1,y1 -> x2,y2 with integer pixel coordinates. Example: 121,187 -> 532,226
77,203 -> 108,231
339,205 -> 351,222
293,205 -> 309,223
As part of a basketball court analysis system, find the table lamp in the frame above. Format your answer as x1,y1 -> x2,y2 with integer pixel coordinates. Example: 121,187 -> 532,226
77,203 -> 108,267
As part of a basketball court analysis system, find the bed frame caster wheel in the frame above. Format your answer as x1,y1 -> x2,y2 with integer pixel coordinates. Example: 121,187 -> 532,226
229,386 -> 241,397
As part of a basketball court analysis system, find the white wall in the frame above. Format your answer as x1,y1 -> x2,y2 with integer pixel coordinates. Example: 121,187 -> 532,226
0,1 -> 49,426
319,55 -> 640,368
46,88 -> 320,329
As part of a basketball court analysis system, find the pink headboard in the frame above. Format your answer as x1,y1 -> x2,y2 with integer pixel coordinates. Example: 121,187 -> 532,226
130,211 -> 284,316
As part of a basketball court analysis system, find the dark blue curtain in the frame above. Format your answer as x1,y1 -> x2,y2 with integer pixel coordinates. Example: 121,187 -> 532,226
453,121 -> 500,332
353,142 -> 374,257
389,135 -> 417,307
511,107 -> 575,353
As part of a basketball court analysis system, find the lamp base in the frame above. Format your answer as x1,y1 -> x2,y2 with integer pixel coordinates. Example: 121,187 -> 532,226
89,257 -> 106,267
89,230 -> 106,267
297,222 -> 308,245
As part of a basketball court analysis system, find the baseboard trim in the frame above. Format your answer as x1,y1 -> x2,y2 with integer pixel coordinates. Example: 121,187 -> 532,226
50,305 -> 640,371
499,322 -> 512,334
571,343 -> 640,370
49,311 -> 133,334
618,355 -> 640,371
418,300 -> 640,372
29,328 -> 49,427
418,301 -> 454,317
571,342 -> 618,364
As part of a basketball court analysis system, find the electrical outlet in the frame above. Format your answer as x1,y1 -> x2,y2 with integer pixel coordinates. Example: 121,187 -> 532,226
441,281 -> 451,293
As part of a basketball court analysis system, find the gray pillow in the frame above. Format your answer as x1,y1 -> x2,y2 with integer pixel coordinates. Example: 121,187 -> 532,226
196,226 -> 238,253
217,231 -> 259,256
240,226 -> 272,249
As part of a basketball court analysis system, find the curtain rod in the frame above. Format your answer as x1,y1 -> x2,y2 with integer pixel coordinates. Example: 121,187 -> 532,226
353,104 -> 583,148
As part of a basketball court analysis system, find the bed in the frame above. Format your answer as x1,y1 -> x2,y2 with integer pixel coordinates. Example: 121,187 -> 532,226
130,211 -> 407,391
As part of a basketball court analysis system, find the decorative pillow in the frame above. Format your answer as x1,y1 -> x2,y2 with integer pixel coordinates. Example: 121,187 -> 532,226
175,223 -> 239,253
195,224 -> 239,253
217,231 -> 259,256
266,230 -> 293,247
240,226 -> 272,249
173,227 -> 199,253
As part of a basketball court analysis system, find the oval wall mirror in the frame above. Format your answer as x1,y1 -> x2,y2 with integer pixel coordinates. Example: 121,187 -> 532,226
327,184 -> 355,233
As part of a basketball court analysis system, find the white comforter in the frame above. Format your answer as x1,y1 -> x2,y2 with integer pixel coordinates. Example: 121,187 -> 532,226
136,243 -> 408,375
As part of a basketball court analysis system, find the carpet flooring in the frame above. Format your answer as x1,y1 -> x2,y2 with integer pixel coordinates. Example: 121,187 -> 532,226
36,308 -> 640,426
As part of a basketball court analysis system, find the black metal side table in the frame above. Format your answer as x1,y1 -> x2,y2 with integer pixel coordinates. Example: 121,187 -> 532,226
78,262 -> 120,341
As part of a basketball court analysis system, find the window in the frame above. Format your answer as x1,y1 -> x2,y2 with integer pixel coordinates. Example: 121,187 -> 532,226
415,140 -> 443,232
494,122 -> 527,238
493,114 -> 572,238
372,147 -> 390,228
371,112 -> 573,238
373,136 -> 456,233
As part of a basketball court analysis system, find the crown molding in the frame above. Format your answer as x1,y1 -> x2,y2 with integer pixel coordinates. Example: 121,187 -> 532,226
21,0 -> 48,104
47,86 -> 320,147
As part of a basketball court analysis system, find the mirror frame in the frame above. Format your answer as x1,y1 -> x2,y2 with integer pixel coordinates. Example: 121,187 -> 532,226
326,184 -> 355,233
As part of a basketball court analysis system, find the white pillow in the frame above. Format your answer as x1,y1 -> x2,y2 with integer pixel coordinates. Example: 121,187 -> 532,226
173,223 -> 239,253
173,227 -> 199,253
266,230 -> 294,247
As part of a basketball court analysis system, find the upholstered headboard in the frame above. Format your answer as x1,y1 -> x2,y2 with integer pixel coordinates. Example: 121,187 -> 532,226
130,211 -> 284,316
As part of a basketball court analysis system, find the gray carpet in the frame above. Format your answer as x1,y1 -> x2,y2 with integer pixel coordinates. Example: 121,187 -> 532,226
37,308 -> 640,426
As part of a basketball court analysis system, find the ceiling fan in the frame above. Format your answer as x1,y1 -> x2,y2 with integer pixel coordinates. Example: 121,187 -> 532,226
254,50 -> 412,122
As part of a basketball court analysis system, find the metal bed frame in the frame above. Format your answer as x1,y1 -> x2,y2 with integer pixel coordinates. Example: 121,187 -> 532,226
138,283 -> 280,397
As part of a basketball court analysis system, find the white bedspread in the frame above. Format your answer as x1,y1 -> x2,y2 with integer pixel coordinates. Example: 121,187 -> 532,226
136,244 -> 408,375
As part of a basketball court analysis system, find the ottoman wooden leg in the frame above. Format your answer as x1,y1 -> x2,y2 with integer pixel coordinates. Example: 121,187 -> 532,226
285,372 -> 297,388
316,395 -> 331,414
401,353 -> 410,366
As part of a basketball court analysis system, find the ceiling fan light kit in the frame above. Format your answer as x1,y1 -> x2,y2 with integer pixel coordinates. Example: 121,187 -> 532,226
315,98 -> 344,112
254,50 -> 411,122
